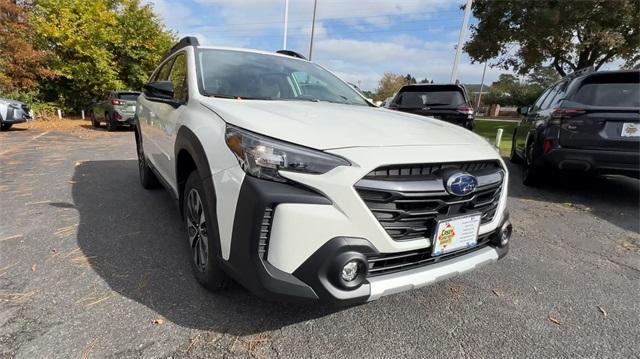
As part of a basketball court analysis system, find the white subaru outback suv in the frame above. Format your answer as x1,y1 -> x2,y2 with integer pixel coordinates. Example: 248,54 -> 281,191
135,37 -> 512,305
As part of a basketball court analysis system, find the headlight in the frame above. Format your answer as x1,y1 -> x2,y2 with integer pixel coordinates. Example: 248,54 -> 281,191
225,125 -> 350,182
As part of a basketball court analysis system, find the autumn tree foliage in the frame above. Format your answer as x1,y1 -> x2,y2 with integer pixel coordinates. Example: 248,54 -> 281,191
465,0 -> 640,76
375,73 -> 411,101
31,0 -> 175,110
0,0 -> 53,92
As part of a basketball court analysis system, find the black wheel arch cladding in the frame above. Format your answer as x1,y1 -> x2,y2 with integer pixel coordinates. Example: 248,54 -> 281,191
174,126 -> 224,262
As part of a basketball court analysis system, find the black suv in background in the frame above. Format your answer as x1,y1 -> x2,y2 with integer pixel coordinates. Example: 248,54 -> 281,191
511,69 -> 640,185
388,84 -> 475,130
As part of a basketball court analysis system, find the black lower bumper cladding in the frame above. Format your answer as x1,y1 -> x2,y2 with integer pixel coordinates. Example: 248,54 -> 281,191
223,176 -> 330,303
222,175 -> 510,304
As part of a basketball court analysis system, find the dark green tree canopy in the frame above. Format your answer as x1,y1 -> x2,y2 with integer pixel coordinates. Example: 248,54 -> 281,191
465,0 -> 640,76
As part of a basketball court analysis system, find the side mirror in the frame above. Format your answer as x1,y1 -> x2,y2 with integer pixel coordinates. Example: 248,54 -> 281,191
143,81 -> 174,101
517,106 -> 530,115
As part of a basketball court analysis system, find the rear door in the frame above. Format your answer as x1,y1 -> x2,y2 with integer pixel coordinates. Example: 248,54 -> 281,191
515,87 -> 551,155
518,84 -> 562,153
558,72 -> 640,151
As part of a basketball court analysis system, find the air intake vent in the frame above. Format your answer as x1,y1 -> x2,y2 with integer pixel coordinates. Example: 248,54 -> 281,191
367,231 -> 493,277
258,207 -> 274,259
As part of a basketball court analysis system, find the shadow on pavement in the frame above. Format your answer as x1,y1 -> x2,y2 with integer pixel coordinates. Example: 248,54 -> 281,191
505,159 -> 640,233
72,160 -> 340,334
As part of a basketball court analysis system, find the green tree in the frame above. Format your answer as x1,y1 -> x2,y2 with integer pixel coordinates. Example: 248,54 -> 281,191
527,66 -> 561,88
112,0 -> 175,90
32,0 -> 174,110
464,0 -> 640,76
404,74 -> 417,85
484,74 -> 544,107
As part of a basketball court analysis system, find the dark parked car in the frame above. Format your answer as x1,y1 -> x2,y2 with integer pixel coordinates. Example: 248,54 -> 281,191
510,68 -> 640,185
90,91 -> 140,131
0,98 -> 31,131
388,84 -> 475,130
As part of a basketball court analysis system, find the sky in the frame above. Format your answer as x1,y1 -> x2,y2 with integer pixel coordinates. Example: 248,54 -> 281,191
147,0 -> 509,91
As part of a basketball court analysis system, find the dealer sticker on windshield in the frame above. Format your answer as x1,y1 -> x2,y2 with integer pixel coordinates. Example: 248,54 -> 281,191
621,123 -> 640,137
432,214 -> 481,256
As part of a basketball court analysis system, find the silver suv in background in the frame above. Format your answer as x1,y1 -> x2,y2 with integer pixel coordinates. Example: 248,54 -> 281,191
90,91 -> 140,131
0,98 -> 31,131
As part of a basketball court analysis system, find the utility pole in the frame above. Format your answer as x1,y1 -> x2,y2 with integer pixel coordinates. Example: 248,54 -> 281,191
450,0 -> 473,83
476,61 -> 487,110
283,0 -> 289,49
309,0 -> 318,60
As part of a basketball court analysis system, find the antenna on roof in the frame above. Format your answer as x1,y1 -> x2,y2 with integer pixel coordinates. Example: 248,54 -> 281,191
276,50 -> 308,60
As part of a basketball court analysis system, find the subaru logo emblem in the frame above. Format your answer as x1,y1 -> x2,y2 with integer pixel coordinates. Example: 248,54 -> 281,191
445,172 -> 477,196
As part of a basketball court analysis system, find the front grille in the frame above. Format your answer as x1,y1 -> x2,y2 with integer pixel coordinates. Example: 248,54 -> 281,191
355,160 -> 504,241
258,207 -> 273,259
367,232 -> 493,277
364,161 -> 499,178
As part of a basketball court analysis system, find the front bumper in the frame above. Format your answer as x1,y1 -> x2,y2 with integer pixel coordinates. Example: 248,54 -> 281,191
542,147 -> 640,178
2,106 -> 30,124
220,174 -> 510,305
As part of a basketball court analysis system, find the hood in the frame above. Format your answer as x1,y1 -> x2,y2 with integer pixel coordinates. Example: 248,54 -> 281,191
0,98 -> 25,107
200,99 -> 488,150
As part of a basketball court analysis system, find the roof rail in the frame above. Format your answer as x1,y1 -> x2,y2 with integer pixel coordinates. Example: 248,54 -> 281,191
161,36 -> 200,62
565,66 -> 595,80
276,50 -> 308,60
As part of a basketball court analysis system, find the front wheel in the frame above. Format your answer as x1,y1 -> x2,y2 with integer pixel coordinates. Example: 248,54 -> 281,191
0,123 -> 12,131
183,171 -> 229,291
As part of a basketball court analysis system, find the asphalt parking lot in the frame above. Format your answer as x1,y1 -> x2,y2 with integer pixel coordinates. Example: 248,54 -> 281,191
1,124 -> 639,358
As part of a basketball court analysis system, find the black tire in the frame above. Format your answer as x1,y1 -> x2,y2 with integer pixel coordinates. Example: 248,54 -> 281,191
135,129 -> 159,189
509,131 -> 523,164
466,120 -> 475,131
183,171 -> 229,290
1,123 -> 12,131
522,141 -> 543,186
90,111 -> 100,128
106,113 -> 117,132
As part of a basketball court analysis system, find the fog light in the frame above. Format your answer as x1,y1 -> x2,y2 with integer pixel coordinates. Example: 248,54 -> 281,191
341,260 -> 360,282
500,221 -> 513,246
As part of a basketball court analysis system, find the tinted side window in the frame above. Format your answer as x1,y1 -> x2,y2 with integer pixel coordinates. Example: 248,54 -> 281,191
531,88 -> 551,111
168,53 -> 188,103
547,81 -> 569,109
154,58 -> 174,82
540,84 -> 560,110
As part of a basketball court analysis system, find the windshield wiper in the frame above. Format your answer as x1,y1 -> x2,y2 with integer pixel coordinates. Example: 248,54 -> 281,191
207,94 -> 273,100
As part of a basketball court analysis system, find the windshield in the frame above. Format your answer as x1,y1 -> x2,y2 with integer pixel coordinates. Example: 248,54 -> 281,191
117,93 -> 140,101
394,89 -> 465,108
196,49 -> 368,106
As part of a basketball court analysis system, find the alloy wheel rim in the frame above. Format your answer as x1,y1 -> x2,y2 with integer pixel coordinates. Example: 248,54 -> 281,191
186,188 -> 208,272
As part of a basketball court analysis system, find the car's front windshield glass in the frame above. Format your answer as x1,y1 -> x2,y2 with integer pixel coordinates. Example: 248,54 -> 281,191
196,49 -> 368,106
